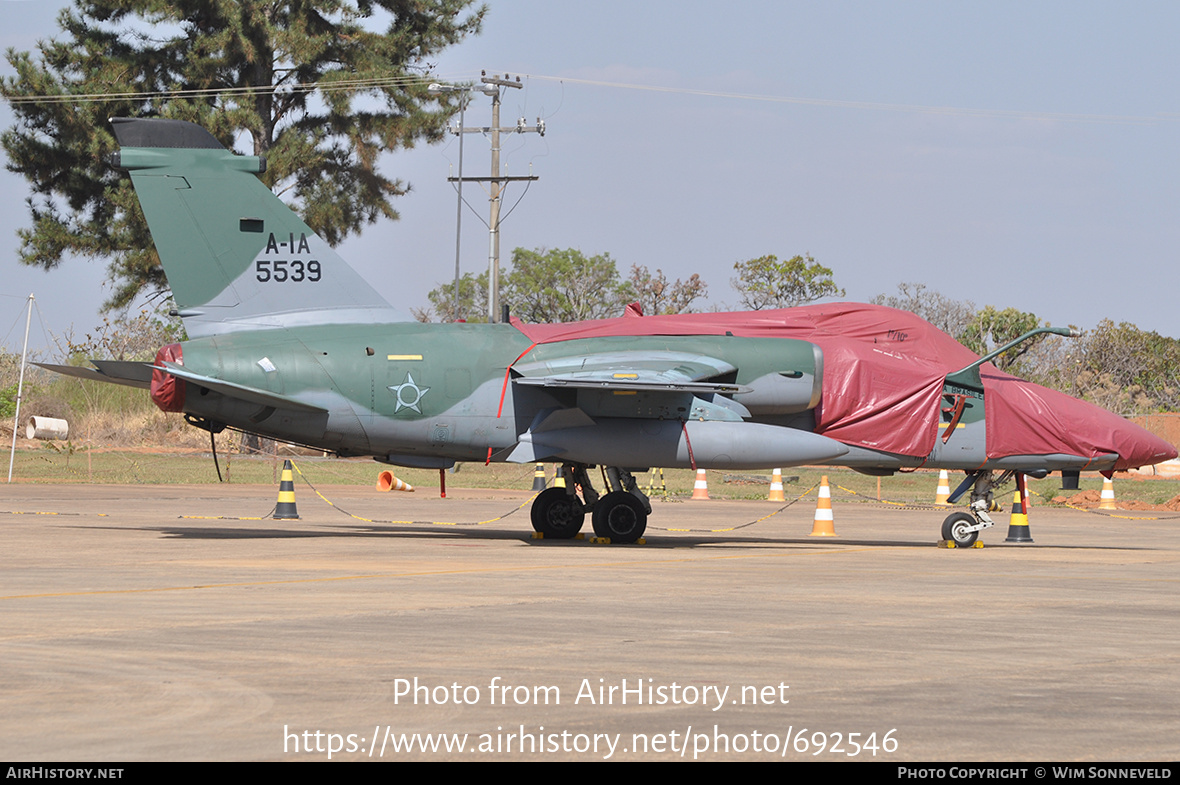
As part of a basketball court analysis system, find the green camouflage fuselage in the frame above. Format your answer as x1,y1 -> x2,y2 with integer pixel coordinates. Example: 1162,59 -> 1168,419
177,323 -> 826,468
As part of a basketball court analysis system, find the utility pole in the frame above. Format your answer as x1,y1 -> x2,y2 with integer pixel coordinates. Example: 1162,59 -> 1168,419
429,81 -> 496,322
447,72 -> 545,322
8,293 -> 33,483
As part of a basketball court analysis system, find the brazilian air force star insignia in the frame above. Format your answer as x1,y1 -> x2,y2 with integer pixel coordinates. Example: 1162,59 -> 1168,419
389,373 -> 430,414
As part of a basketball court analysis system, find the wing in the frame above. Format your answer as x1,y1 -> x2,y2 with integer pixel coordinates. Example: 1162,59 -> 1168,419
512,350 -> 752,423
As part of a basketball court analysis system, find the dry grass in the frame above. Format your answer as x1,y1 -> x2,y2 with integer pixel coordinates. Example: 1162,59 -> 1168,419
6,372 -> 1180,511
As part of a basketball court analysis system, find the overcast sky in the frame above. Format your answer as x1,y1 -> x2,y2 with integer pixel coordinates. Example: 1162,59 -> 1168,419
2,0 -> 1177,354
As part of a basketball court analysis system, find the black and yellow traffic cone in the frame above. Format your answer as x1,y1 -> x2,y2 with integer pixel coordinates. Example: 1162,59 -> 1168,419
554,465 -> 566,489
645,467 -> 667,495
532,463 -> 548,491
275,460 -> 300,519
1004,489 -> 1033,543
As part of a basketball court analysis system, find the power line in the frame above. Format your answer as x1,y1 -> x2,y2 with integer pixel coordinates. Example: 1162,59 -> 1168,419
1,73 -> 471,105
509,72 -> 1170,127
8,68 -> 1166,127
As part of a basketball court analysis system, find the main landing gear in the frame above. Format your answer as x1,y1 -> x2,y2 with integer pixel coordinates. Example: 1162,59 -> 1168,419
530,464 -> 652,544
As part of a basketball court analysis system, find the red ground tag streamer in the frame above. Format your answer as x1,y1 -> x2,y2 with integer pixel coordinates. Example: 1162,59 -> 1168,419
497,343 -> 538,418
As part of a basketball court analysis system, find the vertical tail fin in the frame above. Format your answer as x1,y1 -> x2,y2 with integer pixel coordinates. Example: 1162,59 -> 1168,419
110,117 -> 401,337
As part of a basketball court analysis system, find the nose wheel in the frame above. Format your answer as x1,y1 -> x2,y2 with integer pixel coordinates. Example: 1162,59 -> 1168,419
940,498 -> 996,547
941,511 -> 980,547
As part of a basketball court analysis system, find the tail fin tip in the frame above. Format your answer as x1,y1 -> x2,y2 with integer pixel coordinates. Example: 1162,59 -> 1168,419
110,117 -> 225,150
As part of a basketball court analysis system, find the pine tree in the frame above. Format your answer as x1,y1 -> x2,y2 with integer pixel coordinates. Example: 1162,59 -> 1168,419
1,0 -> 485,309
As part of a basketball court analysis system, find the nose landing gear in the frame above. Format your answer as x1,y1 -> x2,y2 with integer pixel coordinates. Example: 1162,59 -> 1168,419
941,470 -> 1033,547
940,500 -> 995,547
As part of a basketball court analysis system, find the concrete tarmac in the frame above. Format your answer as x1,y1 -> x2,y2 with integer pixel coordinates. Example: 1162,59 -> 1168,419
0,482 -> 1177,762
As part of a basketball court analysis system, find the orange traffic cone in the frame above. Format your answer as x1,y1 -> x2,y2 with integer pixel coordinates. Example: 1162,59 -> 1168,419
809,475 -> 837,536
376,470 -> 415,492
1099,477 -> 1116,510
768,468 -> 785,502
691,469 -> 710,500
935,470 -> 951,505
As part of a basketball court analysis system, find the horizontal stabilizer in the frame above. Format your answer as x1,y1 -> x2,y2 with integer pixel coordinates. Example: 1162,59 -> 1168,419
35,361 -> 151,390
91,360 -> 156,385
154,363 -> 327,414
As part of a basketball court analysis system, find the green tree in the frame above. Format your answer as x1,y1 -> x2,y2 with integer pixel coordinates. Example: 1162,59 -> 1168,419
502,247 -> 634,323
958,306 -> 1045,371
0,381 -> 18,421
1,0 -> 485,310
730,253 -> 843,310
628,264 -> 708,315
1068,320 -> 1180,414
413,271 -> 489,323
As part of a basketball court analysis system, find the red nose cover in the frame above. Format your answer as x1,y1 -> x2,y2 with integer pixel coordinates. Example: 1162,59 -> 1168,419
983,369 -> 1177,471
150,343 -> 185,413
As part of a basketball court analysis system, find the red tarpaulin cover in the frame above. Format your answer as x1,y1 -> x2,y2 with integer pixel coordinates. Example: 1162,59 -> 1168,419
512,303 -> 1174,469
151,343 -> 185,413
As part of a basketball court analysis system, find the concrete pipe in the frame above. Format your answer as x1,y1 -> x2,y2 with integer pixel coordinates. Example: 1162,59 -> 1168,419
26,416 -> 69,441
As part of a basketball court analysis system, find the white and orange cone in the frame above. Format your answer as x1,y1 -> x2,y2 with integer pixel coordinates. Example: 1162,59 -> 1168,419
809,475 -> 837,536
1099,477 -> 1116,510
768,468 -> 785,502
376,470 -> 415,492
935,470 -> 951,505
691,469 -> 710,500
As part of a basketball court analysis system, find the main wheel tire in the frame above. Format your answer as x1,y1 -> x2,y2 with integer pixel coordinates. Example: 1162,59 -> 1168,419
941,511 -> 979,548
530,487 -> 584,539
591,491 -> 647,544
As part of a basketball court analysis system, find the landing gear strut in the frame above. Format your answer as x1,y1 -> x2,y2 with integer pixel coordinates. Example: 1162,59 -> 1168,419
940,470 -> 1009,547
529,464 -> 652,544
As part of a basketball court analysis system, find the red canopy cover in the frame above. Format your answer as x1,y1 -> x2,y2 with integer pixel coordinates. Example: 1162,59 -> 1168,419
512,303 -> 1173,469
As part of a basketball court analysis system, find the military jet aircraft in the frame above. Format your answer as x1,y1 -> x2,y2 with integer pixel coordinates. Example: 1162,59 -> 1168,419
41,118 -> 1177,545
